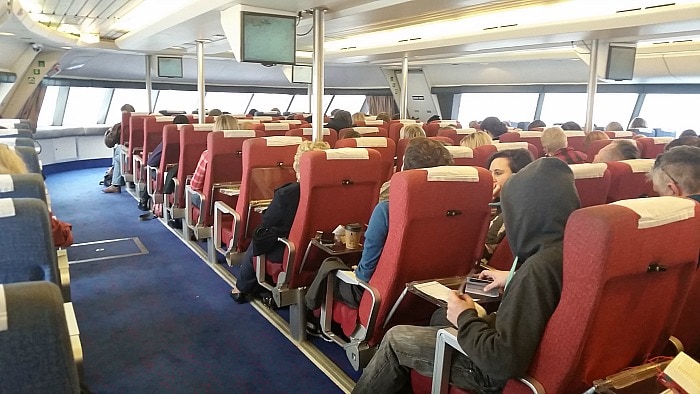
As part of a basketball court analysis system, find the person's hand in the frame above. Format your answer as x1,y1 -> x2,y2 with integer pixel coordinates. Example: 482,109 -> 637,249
478,269 -> 509,292
446,291 -> 475,327
492,184 -> 501,198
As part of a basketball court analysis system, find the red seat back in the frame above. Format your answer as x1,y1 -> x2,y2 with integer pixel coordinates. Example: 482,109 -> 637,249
253,122 -> 292,136
604,130 -> 636,139
675,261 -> 700,359
127,114 -> 149,173
499,131 -> 545,157
563,131 -> 587,153
505,198 -> 700,393
443,146 -> 480,167
286,128 -> 337,147
436,128 -> 476,146
637,137 -> 673,159
152,124 -> 180,194
473,143 -> 538,168
120,111 -> 134,145
334,137 -> 396,182
423,121 -> 462,137
388,120 -> 420,143
605,159 -> 655,202
173,124 -> 213,208
338,127 -> 387,139
569,163 -> 612,207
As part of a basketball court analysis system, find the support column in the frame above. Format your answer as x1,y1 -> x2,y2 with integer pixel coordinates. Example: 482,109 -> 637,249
311,7 -> 326,143
196,40 -> 206,124
400,55 -> 408,119
584,39 -> 599,132
145,55 -> 153,113
307,84 -> 313,114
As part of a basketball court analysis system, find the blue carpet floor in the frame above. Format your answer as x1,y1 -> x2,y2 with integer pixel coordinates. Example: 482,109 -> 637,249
46,167 -> 345,393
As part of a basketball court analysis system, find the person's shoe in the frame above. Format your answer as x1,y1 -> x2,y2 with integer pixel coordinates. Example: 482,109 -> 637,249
137,200 -> 150,211
102,185 -> 121,193
306,319 -> 322,337
230,287 -> 248,304
167,218 -> 182,229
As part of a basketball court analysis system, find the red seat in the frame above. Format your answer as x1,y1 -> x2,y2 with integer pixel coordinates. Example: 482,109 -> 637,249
253,122 -> 292,136
443,146 -> 480,167
334,137 -> 396,182
604,130 -> 636,139
674,253 -> 700,359
637,136 -> 674,159
133,116 -> 172,195
388,120 -> 421,143
605,159 -> 656,202
436,128 -> 476,146
321,166 -> 493,370
185,130 -> 261,240
473,143 -> 538,169
563,130 -> 587,153
569,163 -> 612,207
338,127 -> 388,139
423,121 -> 462,138
488,236 -> 514,271
499,131 -> 545,157
276,119 -> 307,128
355,120 -> 387,128
212,136 -> 302,264
255,148 -> 383,340
396,137 -> 454,171
146,124 -> 180,204
126,114 -> 149,178
426,197 -> 700,394
286,127 -> 337,147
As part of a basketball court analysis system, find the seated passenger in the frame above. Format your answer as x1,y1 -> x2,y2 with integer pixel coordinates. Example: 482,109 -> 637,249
375,112 -> 391,122
352,112 -> 366,125
560,121 -> 582,131
427,115 -> 441,123
338,129 -> 363,139
679,129 -> 697,137
628,117 -> 647,129
208,108 -> 222,116
468,120 -> 480,129
0,144 -> 73,247
459,131 -> 492,149
230,141 -> 331,304
527,119 -> 546,130
400,124 -> 426,139
605,121 -> 624,131
325,110 -> 352,132
352,158 -> 580,394
103,103 -> 135,193
665,136 -> 700,150
306,138 -> 454,311
541,127 -> 587,164
649,146 -> 700,202
593,139 -> 640,163
483,149 -> 533,260
479,116 -> 508,140
584,130 -> 610,150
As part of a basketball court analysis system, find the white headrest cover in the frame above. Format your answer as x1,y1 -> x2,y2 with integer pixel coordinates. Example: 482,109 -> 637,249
424,166 -> 479,182
652,137 -> 674,145
563,131 -> 586,137
354,127 -> 380,134
0,284 -> 6,332
238,119 -> 261,124
279,120 -> 302,124
398,119 -> 417,124
612,196 -> 696,229
445,145 -> 474,158
264,123 -> 290,131
365,116 -> 377,121
0,129 -> 19,136
154,116 -> 175,122
232,114 -> 248,119
0,198 -> 16,218
455,128 -> 477,135
325,148 -> 370,160
438,121 -> 459,127
131,112 -> 150,116
612,131 -> 634,138
620,159 -> 654,173
569,163 -> 608,179
0,175 -> 14,192
354,137 -> 388,148
517,131 -> 543,138
222,130 -> 256,138
193,124 -> 214,131
364,120 -> 384,126
264,136 -> 303,146
253,116 -> 273,121
494,142 -> 529,151
301,128 -> 330,136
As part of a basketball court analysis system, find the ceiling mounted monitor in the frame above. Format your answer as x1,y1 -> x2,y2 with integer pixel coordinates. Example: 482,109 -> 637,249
605,44 -> 636,81
292,65 -> 312,84
240,11 -> 296,65
157,56 -> 183,78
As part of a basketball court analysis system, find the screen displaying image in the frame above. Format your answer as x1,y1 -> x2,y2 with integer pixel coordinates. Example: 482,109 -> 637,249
157,57 -> 183,78
241,11 -> 296,65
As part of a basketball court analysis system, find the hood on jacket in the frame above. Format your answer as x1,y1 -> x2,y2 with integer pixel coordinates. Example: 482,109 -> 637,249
500,158 -> 580,265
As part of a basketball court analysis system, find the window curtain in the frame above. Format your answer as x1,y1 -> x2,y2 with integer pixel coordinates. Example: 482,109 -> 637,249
367,96 -> 397,117
17,85 -> 46,130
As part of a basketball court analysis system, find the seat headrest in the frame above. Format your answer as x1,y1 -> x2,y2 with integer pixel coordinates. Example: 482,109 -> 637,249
364,120 -> 384,126
325,148 -> 370,160
0,284 -> 6,331
652,137 -> 674,145
612,196 -> 696,229
253,116 -> 273,121
494,142 -> 529,151
563,131 -> 586,137
0,175 -> 14,192
130,112 -> 150,116
437,121 -> 459,126
516,131 -> 542,138
398,119 -> 417,124
569,163 -> 608,179
354,127 -> 380,134
365,116 -> 377,121
612,131 -> 634,138
192,124 -> 214,131
444,145 -> 474,158
455,128 -> 477,135
238,119 -> 261,124
354,137 -> 388,148
154,116 -> 175,122
619,158 -> 655,173
301,128 -> 330,135
264,136 -> 303,146
264,123 -> 290,130
0,198 -> 16,218
424,166 -> 480,182
279,120 -> 302,124
222,130 -> 256,138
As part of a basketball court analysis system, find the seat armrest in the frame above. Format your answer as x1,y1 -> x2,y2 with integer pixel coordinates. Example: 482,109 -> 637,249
56,249 -> 71,302
257,237 -> 296,288
432,327 -> 464,394
214,201 -> 240,252
184,185 -> 205,227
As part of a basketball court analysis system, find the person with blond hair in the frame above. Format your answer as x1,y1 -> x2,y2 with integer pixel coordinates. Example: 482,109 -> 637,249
584,130 -> 610,150
231,140 -> 331,304
352,112 -> 366,125
541,126 -> 587,164
459,131 -> 492,149
400,124 -> 426,139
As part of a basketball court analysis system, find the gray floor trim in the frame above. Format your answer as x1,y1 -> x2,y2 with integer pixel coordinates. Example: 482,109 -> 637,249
67,237 -> 149,264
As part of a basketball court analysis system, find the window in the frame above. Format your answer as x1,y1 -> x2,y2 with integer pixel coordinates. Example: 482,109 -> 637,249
106,88 -> 154,125
205,92 -> 253,115
287,94 -> 310,113
327,95 -> 367,114
592,93 -> 637,129
38,86 -> 60,126
63,87 -> 110,126
457,93 -> 539,126
153,90 -> 198,113
638,94 -> 700,134
246,93 -> 293,114
540,93 -> 587,127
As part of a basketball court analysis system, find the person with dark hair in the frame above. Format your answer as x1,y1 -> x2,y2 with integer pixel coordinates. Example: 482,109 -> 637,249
679,129 -> 697,137
247,108 -> 257,117
325,110 -> 353,133
593,139 -> 640,163
560,121 -> 582,131
649,146 -> 700,202
628,117 -> 647,129
306,138 -> 454,326
208,108 -> 222,116
527,120 -> 546,130
426,114 -> 441,123
338,129 -> 362,139
375,112 -> 391,122
352,158 -> 580,394
479,116 -> 508,140
605,121 -> 624,131
541,127 -> 587,164
665,136 -> 700,150
103,104 -> 135,193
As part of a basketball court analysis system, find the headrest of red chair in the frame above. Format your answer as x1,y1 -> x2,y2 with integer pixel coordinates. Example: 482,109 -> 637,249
300,128 -> 331,135
222,130 -> 257,138
260,123 -> 290,131
0,198 -> 16,218
153,116 -> 175,122
325,148 -> 370,160
253,116 -> 273,121
494,142 -> 529,151
353,137 -> 388,148
444,145 -> 474,158
353,127 -> 380,134
263,136 -> 303,146
611,196 -> 696,229
516,131 -> 543,138
455,128 -> 477,135
563,131 -> 586,137
569,163 -> 608,179
618,159 -> 654,173
364,120 -> 385,126
422,166 -> 480,182
609,131 -> 635,138
177,123 -> 213,131
278,120 -> 302,124
651,137 -> 674,145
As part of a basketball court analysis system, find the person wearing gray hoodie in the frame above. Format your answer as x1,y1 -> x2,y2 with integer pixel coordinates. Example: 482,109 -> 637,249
352,158 -> 581,394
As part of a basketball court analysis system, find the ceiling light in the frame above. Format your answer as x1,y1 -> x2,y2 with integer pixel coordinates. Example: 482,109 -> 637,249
0,32 -> 15,36
111,0 -> 192,31
61,46 -> 72,50
79,33 -> 100,44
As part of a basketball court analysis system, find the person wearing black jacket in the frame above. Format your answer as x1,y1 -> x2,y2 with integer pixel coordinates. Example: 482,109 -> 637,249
352,158 -> 580,393
324,110 -> 352,133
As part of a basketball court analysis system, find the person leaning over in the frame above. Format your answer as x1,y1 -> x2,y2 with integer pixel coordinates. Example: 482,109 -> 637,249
649,145 -> 700,202
352,158 -> 580,393
541,126 -> 587,164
